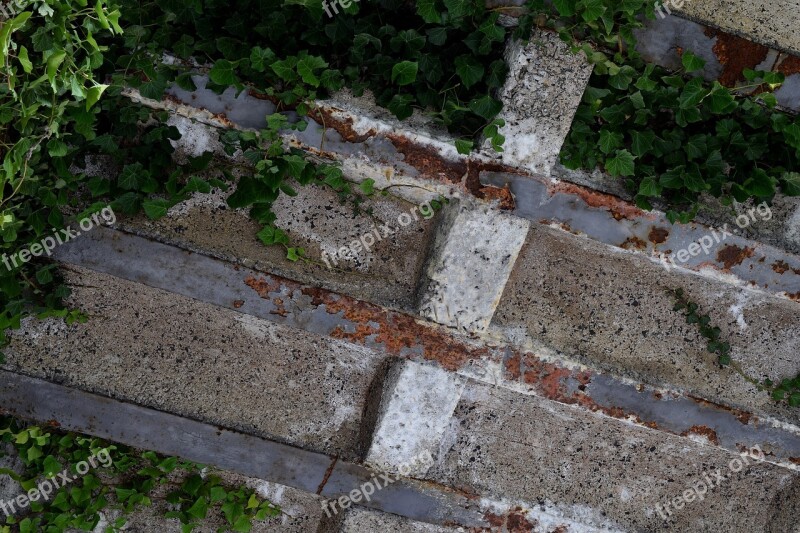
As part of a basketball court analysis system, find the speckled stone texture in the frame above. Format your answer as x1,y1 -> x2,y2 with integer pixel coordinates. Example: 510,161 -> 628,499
339,507 -> 465,532
491,223 -> 800,425
426,381 -> 800,532
418,201 -> 530,334
4,266 -> 387,461
120,172 -> 441,313
674,0 -> 800,56
485,28 -> 593,174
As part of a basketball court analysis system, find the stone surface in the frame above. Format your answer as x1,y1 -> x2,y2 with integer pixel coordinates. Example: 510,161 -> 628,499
366,360 -> 465,476
4,267 -> 386,461
121,175 -> 441,313
487,28 -> 593,174
673,0 -> 800,56
491,223 -> 800,425
427,381 -> 800,532
418,201 -> 530,334
339,507 -> 465,532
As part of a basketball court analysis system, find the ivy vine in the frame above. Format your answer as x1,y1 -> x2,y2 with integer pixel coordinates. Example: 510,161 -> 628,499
0,416 -> 280,532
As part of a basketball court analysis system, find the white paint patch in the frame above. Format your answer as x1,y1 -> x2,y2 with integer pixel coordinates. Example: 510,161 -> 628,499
366,360 -> 466,476
168,114 -> 223,160
728,291 -> 750,331
786,206 -> 800,246
419,202 -> 530,334
479,495 -> 626,533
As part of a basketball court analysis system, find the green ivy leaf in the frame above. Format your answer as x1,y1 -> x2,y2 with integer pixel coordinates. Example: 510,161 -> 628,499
605,149 -> 635,177
142,198 -> 173,219
681,51 -> 706,72
454,56 -> 484,89
210,59 -> 238,86
391,61 -> 418,86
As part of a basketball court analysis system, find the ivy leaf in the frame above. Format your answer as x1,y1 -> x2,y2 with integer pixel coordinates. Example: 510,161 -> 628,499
454,56 -> 484,89
605,149 -> 635,177
455,139 -> 473,155
638,177 -> 660,197
416,0 -> 442,23
210,59 -> 237,86
552,0 -> 577,16
678,77 -> 708,109
580,0 -> 606,21
142,199 -> 173,219
387,94 -> 414,119
47,139 -> 69,157
86,84 -> 108,110
468,95 -> 502,120
598,129 -> 623,154
781,172 -> 800,196
630,130 -> 655,157
296,56 -> 328,87
17,46 -> 32,73
706,82 -> 737,114
250,47 -> 275,72
391,61 -> 418,86
681,51 -> 706,72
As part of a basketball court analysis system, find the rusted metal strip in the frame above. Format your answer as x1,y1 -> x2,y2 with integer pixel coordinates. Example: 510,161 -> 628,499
51,227 -> 800,470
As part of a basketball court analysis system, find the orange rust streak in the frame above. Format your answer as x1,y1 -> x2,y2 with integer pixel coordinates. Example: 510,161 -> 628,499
716,245 -> 755,270
547,181 -> 654,221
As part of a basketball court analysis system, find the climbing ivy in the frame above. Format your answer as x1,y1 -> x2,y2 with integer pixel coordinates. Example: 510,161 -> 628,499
670,289 -> 800,407
520,0 -> 800,221
0,416 -> 280,532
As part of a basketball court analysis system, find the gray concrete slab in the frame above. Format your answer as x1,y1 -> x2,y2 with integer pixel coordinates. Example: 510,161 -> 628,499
4,266 -> 385,460
427,381 -> 800,532
492,223 -> 800,425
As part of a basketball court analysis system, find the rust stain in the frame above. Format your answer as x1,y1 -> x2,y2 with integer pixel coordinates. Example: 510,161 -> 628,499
521,355 -> 572,398
681,425 -> 720,445
621,236 -> 647,250
547,181 -> 654,221
776,54 -> 800,76
687,394 -> 755,425
479,183 -> 515,210
389,134 -> 468,183
299,286 -> 487,370
233,300 -> 244,309
505,352 -> 522,381
308,107 -> 376,143
507,507 -> 537,532
244,275 -> 283,297
708,29 -> 770,87
716,245 -> 755,270
648,227 -> 670,244
772,260 -> 800,275
789,457 -> 800,465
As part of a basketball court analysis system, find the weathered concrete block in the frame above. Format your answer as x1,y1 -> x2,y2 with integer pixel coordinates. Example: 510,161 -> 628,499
418,202 -> 529,334
486,29 -> 593,174
427,381 -> 800,532
673,0 -> 800,56
120,177 -> 440,312
365,360 -> 465,476
339,507 -> 465,532
491,223 -> 800,425
4,267 -> 387,460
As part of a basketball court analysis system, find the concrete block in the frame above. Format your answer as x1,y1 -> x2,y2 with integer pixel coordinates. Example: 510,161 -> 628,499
491,223 -> 800,425
486,29 -> 593,174
365,360 -> 465,476
673,0 -> 800,56
121,177 -> 440,312
427,381 -> 800,532
418,202 -> 529,334
339,507 -> 465,532
4,267 -> 387,460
